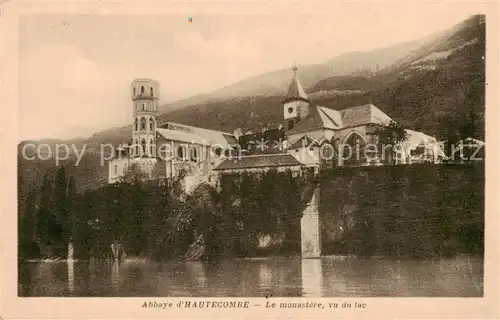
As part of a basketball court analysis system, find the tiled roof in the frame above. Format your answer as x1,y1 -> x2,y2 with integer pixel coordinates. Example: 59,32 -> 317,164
404,129 -> 446,158
156,128 -> 210,146
157,122 -> 236,146
214,153 -> 302,171
339,104 -> 392,128
284,75 -> 309,102
319,107 -> 342,127
287,105 -> 341,135
287,135 -> 320,149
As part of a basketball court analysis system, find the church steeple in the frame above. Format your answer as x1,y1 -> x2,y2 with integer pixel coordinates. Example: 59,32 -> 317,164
283,64 -> 311,132
283,64 -> 309,104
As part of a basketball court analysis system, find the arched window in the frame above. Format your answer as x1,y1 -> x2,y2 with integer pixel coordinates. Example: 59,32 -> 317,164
140,117 -> 146,130
177,146 -> 184,160
211,146 -> 222,158
141,86 -> 145,94
141,139 -> 146,156
190,147 -> 198,161
342,132 -> 367,166
149,118 -> 153,131
150,139 -> 154,156
142,103 -> 145,111
150,87 -> 154,97
135,139 -> 139,156
134,118 -> 138,131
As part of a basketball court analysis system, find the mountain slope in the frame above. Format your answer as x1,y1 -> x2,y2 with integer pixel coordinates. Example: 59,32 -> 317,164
157,31 -> 440,114
17,15 -> 485,196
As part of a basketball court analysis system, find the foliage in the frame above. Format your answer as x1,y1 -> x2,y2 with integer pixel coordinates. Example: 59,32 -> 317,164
19,161 -> 483,262
374,120 -> 409,164
320,163 -> 484,259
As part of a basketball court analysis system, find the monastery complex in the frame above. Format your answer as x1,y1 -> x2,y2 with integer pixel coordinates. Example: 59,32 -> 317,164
108,66 -> 445,191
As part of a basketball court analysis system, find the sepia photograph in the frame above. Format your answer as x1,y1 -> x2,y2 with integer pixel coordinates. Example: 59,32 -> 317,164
2,1 -> 497,317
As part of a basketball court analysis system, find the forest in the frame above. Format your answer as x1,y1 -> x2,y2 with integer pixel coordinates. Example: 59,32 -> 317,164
18,162 -> 484,262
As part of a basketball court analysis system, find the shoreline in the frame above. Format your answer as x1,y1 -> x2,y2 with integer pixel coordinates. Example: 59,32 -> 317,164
19,254 -> 483,264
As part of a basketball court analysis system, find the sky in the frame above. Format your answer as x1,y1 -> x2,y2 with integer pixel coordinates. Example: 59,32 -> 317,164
18,2 -> 488,141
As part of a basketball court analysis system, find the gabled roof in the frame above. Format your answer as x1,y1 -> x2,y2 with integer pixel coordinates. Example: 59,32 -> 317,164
157,122 -> 236,145
283,74 -> 309,103
404,129 -> 446,158
287,105 -> 341,135
287,135 -> 320,149
156,128 -> 211,146
214,153 -> 302,171
339,104 -> 392,128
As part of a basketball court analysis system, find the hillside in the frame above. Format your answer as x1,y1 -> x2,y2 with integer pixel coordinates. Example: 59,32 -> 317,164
160,15 -> 485,138
17,15 -> 485,197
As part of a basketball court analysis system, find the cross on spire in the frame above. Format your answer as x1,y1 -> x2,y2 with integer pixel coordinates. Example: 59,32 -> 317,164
292,62 -> 298,76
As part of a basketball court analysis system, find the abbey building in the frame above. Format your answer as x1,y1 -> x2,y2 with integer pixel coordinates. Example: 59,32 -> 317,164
108,68 -> 444,189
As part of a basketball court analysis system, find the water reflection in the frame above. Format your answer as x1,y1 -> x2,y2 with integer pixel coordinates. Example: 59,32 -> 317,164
18,256 -> 484,297
67,260 -> 74,293
301,259 -> 323,297
258,261 -> 273,288
185,261 -> 206,290
111,261 -> 120,292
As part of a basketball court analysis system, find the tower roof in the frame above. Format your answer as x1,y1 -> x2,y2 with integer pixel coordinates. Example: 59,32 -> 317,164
283,65 -> 309,103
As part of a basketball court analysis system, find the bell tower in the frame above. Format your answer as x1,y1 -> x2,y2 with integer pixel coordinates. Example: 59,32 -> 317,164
131,79 -> 159,158
283,64 -> 310,132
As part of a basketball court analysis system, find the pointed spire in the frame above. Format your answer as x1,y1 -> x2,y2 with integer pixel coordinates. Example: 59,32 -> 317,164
283,62 -> 309,103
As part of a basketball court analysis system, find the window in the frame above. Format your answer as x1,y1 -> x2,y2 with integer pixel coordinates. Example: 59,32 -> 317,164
150,139 -> 154,156
288,120 -> 294,130
288,107 -> 294,114
150,87 -> 154,96
141,139 -> 146,155
135,118 -> 138,131
177,146 -> 184,160
141,86 -> 145,94
149,118 -> 153,131
133,87 -> 136,96
214,147 -> 222,157
142,103 -> 145,111
140,117 -> 146,130
190,147 -> 198,161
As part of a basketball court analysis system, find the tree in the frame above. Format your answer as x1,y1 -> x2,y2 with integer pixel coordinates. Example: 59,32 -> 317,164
375,121 -> 409,165
53,166 -> 68,257
19,189 -> 40,259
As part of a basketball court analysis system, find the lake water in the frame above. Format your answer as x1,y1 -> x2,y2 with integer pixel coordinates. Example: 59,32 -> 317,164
18,256 -> 483,297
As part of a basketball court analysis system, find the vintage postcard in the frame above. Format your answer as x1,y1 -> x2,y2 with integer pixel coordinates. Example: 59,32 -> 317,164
1,0 -> 499,319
